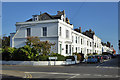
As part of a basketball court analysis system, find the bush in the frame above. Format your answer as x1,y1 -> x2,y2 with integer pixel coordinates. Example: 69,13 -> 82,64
2,49 -> 11,61
2,46 -> 66,61
39,55 -> 49,61
2,47 -> 16,61
73,52 -> 84,61
2,45 -> 40,61
12,47 -> 29,61
87,53 -> 93,56
93,53 -> 98,55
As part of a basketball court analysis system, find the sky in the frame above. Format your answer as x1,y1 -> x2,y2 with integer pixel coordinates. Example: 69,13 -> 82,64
2,2 -> 118,52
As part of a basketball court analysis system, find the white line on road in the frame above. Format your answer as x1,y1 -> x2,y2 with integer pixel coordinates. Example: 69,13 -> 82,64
115,75 -> 120,77
24,71 -> 119,78
96,66 -> 120,69
82,74 -> 91,76
25,72 -> 79,76
103,75 -> 113,77
65,74 -> 80,80
96,66 -> 100,68
93,74 -> 102,77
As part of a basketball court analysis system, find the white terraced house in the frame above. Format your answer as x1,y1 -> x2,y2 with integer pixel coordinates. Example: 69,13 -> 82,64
10,10 -> 112,57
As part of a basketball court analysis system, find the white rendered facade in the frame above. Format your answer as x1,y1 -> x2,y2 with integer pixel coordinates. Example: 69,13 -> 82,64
102,45 -> 113,54
10,11 -> 111,57
10,20 -> 102,57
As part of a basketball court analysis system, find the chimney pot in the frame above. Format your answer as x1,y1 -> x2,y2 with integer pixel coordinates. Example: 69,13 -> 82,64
79,27 -> 81,33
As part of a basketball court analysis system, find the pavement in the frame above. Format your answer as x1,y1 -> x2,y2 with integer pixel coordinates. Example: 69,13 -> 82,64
1,55 -> 120,80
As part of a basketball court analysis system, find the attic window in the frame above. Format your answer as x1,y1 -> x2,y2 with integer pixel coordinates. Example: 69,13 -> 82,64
34,16 -> 38,21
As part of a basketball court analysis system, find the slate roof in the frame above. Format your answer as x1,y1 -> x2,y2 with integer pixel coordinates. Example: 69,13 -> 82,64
26,12 -> 62,22
82,29 -> 95,39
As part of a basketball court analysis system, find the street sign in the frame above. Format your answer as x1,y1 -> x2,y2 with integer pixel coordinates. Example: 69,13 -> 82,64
49,57 -> 57,60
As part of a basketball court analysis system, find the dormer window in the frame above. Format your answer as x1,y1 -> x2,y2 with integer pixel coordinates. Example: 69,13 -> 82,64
34,17 -> 37,21
33,16 -> 38,21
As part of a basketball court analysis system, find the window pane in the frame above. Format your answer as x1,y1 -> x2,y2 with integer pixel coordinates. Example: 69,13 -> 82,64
66,30 -> 69,38
69,45 -> 71,54
66,45 -> 68,54
27,28 -> 31,37
43,27 -> 47,36
60,44 -> 62,54
60,27 -> 61,36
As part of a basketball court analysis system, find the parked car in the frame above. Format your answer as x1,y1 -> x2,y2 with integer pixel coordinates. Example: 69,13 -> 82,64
87,56 -> 98,63
103,55 -> 109,60
94,55 -> 104,63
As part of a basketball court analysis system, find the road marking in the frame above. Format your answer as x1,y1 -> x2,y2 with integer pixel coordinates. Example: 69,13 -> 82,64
115,75 -> 120,77
103,75 -> 113,77
65,74 -> 80,80
96,66 -> 100,68
83,74 -> 91,76
25,73 -> 32,78
24,71 -> 119,78
93,74 -> 102,77
98,67 -> 120,69
25,72 -> 79,76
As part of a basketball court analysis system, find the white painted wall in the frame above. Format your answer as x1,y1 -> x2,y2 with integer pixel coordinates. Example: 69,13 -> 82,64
71,31 -> 93,57
11,19 -> 109,57
93,35 -> 102,54
2,61 -> 76,66
58,20 -> 73,56
102,45 -> 113,53
12,20 -> 59,53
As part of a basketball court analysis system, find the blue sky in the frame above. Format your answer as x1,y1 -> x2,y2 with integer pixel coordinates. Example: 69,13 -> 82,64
2,2 -> 118,52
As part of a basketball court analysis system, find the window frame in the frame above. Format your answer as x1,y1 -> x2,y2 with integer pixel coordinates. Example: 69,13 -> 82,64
66,30 -> 69,38
81,38 -> 83,45
43,27 -> 47,36
76,36 -> 77,43
59,27 -> 62,36
27,28 -> 31,37
66,45 -> 68,54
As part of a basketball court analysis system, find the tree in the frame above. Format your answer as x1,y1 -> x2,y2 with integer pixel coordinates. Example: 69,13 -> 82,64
2,36 -> 10,49
26,36 -> 55,56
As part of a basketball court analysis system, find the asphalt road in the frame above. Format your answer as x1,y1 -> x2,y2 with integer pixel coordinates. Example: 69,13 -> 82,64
1,55 -> 120,80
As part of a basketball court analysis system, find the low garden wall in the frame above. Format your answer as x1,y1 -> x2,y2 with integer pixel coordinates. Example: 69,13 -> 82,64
2,61 -> 76,66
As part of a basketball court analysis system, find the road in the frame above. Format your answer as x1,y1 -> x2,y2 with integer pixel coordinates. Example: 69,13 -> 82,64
1,55 -> 120,80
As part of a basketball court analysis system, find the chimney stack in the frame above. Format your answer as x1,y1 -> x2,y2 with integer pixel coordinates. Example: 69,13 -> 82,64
79,27 -> 82,33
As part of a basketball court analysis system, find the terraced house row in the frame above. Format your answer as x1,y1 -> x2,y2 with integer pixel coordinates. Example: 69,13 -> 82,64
10,10 -> 113,57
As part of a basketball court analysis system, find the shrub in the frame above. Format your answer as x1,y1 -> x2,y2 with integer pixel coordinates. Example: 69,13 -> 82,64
93,53 -> 98,55
39,55 -> 49,61
2,47 -> 16,61
57,56 -> 66,61
73,52 -> 84,61
2,49 -> 10,61
12,47 -> 29,61
78,53 -> 84,61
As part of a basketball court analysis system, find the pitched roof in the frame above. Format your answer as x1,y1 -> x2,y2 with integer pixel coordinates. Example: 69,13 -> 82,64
26,12 -> 62,22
